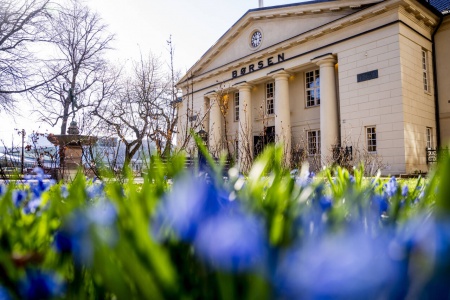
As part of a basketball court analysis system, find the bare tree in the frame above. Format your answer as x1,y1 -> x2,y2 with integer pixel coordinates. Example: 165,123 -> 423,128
0,0 -> 52,113
92,54 -> 168,169
32,0 -> 114,134
174,73 -> 215,158
146,36 -> 181,157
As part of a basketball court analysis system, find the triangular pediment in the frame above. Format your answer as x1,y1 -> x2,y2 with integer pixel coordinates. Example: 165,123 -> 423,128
179,0 -> 383,83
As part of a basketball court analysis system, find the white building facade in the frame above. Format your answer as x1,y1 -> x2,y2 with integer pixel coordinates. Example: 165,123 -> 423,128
176,0 -> 450,174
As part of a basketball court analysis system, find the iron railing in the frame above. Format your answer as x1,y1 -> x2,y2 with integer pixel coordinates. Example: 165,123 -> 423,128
426,147 -> 449,165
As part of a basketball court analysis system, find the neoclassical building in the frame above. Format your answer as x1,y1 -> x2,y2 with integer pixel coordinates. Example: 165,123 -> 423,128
176,0 -> 450,174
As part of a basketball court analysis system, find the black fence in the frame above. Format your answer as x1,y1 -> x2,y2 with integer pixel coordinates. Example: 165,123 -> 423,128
426,147 -> 449,165
148,156 -> 232,176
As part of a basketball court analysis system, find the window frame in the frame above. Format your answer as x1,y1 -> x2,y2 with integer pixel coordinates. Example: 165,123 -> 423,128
426,127 -> 433,149
422,49 -> 430,93
307,130 -> 321,155
305,69 -> 320,108
234,91 -> 239,122
266,81 -> 275,115
366,126 -> 377,153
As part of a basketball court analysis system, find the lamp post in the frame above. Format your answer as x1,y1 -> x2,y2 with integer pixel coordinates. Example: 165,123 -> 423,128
14,129 -> 27,175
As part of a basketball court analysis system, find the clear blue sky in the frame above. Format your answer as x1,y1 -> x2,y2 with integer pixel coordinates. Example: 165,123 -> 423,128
0,0 -> 307,146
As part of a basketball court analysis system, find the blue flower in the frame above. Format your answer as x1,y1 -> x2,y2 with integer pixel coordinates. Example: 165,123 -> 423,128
294,163 -> 314,188
20,269 -> 65,300
87,201 -> 117,226
54,201 -> 117,264
23,197 -> 42,214
318,195 -> 332,211
12,190 -> 27,207
194,211 -> 266,272
275,229 -> 396,299
396,215 -> 450,298
86,182 -> 105,200
0,185 -> 6,197
372,195 -> 389,215
384,176 -> 398,197
53,231 -> 72,253
0,285 -> 12,300
153,176 -> 230,241
349,175 -> 356,184
33,167 -> 44,177
22,171 -> 54,214
60,186 -> 69,198
402,185 -> 409,197
53,212 -> 92,265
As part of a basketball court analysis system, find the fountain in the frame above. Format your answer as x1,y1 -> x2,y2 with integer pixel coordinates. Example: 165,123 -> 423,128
47,121 -> 97,181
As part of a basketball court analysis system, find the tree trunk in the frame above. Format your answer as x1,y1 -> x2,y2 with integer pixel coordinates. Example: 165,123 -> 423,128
61,99 -> 71,135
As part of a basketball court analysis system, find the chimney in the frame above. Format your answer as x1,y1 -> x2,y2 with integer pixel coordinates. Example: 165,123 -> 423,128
259,0 -> 264,8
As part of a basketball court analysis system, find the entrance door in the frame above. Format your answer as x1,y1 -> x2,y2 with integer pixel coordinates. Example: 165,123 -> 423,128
253,126 -> 275,157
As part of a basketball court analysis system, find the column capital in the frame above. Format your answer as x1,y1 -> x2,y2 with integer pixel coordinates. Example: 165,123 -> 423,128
234,82 -> 253,92
311,54 -> 336,67
204,91 -> 218,100
271,70 -> 291,80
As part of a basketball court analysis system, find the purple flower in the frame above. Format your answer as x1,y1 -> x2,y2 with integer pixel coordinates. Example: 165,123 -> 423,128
194,211 -> 266,272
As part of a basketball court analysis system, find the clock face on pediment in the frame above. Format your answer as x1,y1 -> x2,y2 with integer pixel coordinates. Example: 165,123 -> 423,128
250,30 -> 262,48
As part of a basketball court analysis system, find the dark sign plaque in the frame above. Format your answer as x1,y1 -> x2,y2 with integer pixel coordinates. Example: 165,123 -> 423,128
357,70 -> 378,83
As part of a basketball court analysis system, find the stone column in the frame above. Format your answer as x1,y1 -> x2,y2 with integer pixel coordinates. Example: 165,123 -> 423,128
207,93 -> 223,155
272,70 -> 291,164
312,54 -> 339,166
203,97 -> 210,133
236,83 -> 253,171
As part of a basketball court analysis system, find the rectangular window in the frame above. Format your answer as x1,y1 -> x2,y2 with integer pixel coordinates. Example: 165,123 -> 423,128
306,69 -> 320,107
235,140 -> 239,159
422,49 -> 429,92
266,82 -> 274,115
366,126 -> 377,152
426,127 -> 433,149
307,130 -> 321,155
234,92 -> 239,122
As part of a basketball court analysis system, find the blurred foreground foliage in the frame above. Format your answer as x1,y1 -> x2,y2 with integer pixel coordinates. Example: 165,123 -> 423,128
1,144 -> 450,299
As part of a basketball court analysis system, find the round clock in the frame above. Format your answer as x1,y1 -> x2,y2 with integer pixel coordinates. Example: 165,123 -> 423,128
251,31 -> 262,48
